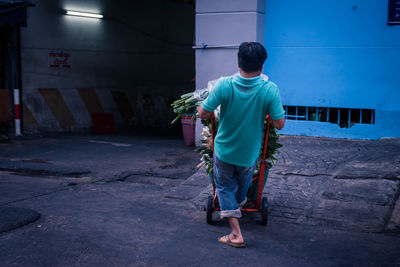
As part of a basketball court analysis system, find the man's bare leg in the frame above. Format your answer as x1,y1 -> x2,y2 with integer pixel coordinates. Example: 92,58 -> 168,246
218,217 -> 244,244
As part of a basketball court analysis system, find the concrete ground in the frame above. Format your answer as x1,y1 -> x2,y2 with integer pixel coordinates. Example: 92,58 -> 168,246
0,134 -> 399,266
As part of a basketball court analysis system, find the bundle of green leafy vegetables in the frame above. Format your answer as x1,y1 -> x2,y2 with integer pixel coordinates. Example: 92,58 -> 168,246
171,90 -> 283,176
170,90 -> 210,124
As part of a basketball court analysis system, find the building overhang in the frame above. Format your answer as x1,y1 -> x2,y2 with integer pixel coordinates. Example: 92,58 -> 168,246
0,0 -> 35,27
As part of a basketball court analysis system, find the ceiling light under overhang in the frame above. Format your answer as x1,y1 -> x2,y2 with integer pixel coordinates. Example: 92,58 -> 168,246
65,10 -> 103,19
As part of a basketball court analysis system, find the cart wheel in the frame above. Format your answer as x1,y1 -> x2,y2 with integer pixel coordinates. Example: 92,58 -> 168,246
207,195 -> 213,224
261,197 -> 268,226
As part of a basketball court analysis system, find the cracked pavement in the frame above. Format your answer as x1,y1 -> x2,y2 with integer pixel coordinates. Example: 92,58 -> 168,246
0,134 -> 399,266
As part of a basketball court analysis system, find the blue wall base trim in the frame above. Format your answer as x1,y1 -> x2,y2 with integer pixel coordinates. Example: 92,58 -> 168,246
279,120 -> 378,140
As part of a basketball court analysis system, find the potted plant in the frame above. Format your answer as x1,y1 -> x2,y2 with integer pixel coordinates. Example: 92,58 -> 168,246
171,92 -> 198,146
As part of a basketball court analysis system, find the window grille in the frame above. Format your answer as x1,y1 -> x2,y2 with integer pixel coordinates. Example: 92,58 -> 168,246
388,0 -> 400,25
283,106 -> 375,128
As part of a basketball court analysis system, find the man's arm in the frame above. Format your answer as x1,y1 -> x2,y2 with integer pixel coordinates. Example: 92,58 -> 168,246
197,106 -> 213,120
272,117 -> 285,130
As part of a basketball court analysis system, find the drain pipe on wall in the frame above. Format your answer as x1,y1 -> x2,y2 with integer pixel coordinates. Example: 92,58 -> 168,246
192,43 -> 239,50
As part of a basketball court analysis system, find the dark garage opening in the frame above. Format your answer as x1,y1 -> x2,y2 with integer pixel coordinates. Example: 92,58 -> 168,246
19,0 -> 195,136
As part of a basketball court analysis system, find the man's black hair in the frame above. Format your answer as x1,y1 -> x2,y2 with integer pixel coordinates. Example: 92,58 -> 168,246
237,42 -> 267,73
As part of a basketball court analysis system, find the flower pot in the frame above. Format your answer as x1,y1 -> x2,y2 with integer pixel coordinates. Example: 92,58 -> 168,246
181,115 -> 196,146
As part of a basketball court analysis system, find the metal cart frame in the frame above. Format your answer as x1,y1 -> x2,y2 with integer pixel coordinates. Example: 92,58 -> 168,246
206,114 -> 271,225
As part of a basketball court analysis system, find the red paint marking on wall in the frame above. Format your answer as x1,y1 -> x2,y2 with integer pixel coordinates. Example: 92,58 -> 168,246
49,51 -> 71,69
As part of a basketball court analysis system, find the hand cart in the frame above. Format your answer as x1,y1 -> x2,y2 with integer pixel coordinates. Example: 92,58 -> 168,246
206,114 -> 271,225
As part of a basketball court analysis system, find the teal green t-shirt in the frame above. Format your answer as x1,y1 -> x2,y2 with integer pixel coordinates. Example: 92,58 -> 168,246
202,74 -> 285,167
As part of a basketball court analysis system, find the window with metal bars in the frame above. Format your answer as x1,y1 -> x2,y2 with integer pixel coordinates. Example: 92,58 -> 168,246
283,106 -> 375,128
388,0 -> 400,25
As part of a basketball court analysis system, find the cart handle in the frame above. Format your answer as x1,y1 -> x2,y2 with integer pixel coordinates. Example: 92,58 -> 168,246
261,115 -> 271,162
256,114 -> 271,209
210,113 -> 216,149
210,113 -> 218,205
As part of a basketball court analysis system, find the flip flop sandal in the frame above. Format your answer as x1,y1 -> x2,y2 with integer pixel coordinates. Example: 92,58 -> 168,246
218,235 -> 246,248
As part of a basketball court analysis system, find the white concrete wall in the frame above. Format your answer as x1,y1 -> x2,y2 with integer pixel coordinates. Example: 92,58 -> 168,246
194,0 -> 265,144
21,0 -> 194,135
195,0 -> 265,89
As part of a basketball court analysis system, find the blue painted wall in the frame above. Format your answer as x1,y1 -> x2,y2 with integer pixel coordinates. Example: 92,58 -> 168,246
264,0 -> 400,139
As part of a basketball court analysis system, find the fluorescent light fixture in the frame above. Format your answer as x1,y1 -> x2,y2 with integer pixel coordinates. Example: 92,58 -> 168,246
65,10 -> 103,19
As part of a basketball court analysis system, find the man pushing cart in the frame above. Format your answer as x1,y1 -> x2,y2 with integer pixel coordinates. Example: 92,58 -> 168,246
197,42 -> 285,248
